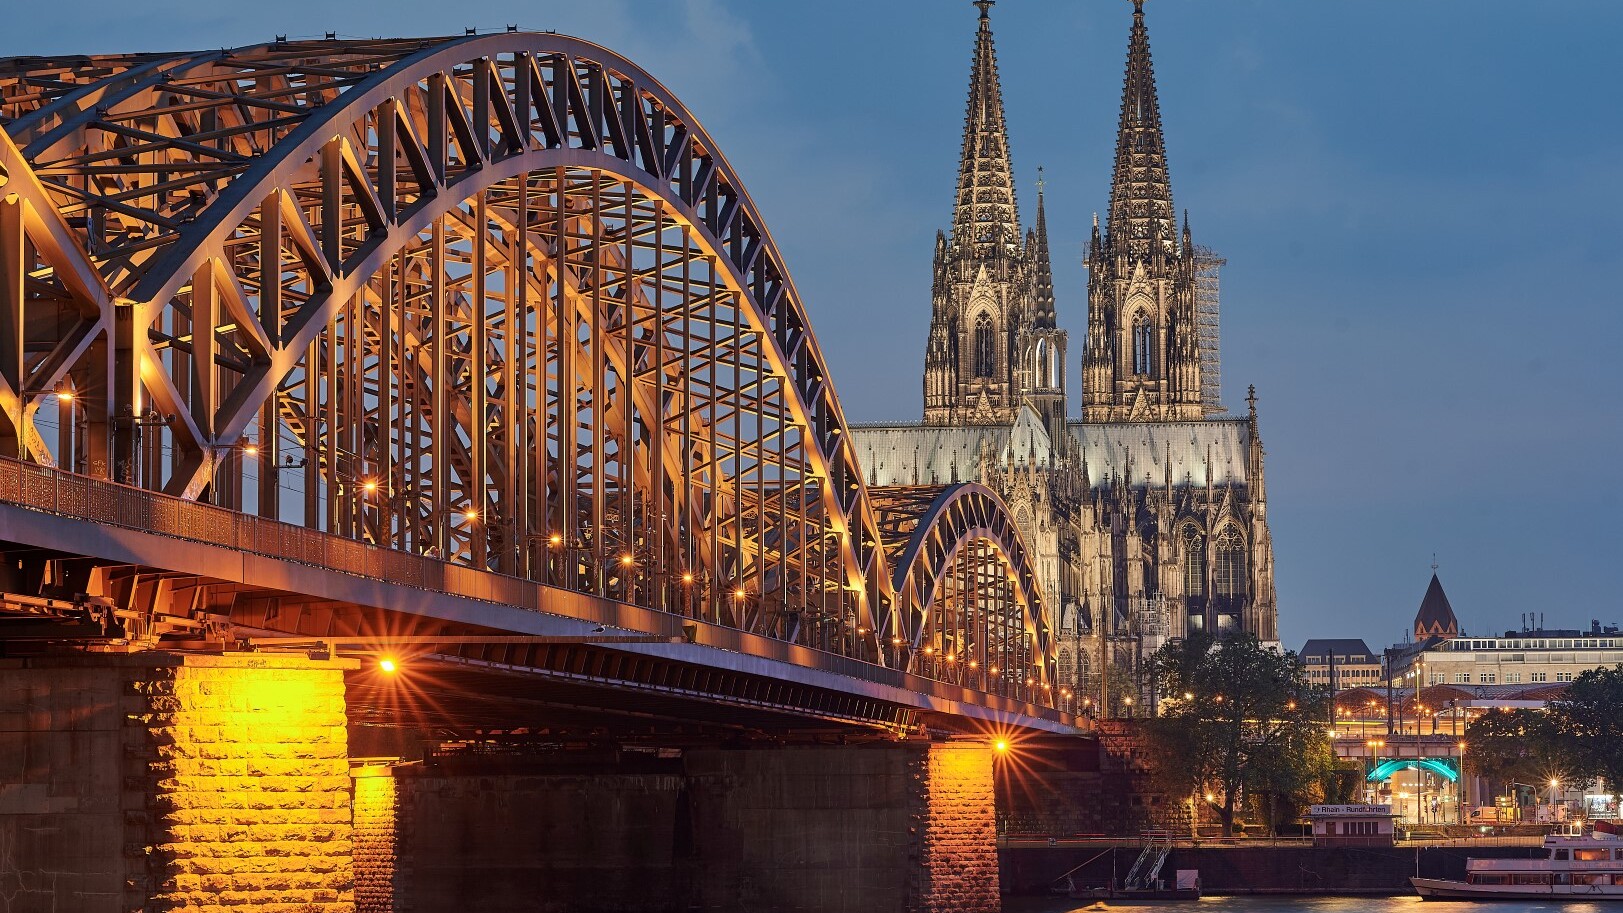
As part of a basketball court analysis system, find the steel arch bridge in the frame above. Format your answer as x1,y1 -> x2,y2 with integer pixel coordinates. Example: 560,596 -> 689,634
0,33 -> 1061,721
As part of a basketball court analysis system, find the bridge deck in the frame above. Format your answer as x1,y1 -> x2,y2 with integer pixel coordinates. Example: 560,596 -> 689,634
0,458 -> 1082,736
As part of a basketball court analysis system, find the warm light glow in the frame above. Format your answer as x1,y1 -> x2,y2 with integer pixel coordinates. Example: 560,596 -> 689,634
924,647 -> 934,655
1205,793 -> 1216,803
379,658 -> 398,674
620,554 -> 634,567
362,478 -> 378,494
463,508 -> 479,522
990,666 -> 999,675
734,588 -> 746,599
967,660 -> 977,668
857,627 -> 868,635
1123,696 -> 1133,705
1551,779 -> 1560,788
1214,694 -> 1224,703
550,533 -> 563,547
682,571 -> 694,584
243,444 -> 259,457
1184,692 -> 1194,700
1458,742 -> 1467,750
994,740 -> 1009,752
1287,700 -> 1297,710
892,637 -> 902,645
55,389 -> 74,403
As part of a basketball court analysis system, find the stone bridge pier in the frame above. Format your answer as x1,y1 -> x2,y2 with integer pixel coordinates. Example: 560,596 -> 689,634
0,652 -> 1003,913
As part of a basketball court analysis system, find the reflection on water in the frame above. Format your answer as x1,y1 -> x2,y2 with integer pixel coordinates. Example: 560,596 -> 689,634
1006,896 -> 1615,913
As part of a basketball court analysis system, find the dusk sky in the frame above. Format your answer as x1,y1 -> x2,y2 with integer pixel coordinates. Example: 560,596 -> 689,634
11,0 -> 1621,653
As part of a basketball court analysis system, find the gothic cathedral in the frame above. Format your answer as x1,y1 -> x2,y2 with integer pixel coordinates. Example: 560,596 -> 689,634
851,0 -> 1278,714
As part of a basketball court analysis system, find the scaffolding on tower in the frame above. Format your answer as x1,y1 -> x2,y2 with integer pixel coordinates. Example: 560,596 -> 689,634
1194,246 -> 1226,415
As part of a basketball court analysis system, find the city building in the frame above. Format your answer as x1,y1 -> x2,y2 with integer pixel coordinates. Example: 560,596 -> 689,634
850,0 -> 1278,714
1299,639 -> 1383,690
1388,571 -> 1623,690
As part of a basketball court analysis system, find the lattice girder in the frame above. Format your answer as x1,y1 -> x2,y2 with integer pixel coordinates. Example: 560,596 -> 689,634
0,33 -> 1058,704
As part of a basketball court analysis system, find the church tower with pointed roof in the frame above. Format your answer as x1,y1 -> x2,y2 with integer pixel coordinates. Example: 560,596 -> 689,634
1083,0 -> 1204,422
1414,573 -> 1461,641
923,0 -> 1064,438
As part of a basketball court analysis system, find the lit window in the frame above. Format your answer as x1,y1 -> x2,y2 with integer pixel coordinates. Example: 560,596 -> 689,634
1180,526 -> 1206,598
1213,527 -> 1246,599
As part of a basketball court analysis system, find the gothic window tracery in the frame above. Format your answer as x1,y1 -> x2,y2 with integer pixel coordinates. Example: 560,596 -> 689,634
1180,524 -> 1205,598
1214,527 -> 1247,599
1133,318 -> 1154,376
973,314 -> 995,377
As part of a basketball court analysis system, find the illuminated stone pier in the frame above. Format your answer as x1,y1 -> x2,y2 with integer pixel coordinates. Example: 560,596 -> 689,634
0,653 -> 356,912
347,743 -> 999,913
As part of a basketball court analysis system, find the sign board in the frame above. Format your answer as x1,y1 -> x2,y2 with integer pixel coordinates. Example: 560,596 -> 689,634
1309,804 -> 1391,816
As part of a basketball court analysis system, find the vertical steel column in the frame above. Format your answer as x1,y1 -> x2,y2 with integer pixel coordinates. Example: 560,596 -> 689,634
0,198 -> 26,459
619,181 -> 635,605
471,190 -> 488,569
649,201 -> 666,612
555,167 -> 576,588
430,217 -> 449,559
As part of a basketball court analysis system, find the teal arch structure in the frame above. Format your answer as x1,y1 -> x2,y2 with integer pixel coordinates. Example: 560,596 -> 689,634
1367,758 -> 1460,784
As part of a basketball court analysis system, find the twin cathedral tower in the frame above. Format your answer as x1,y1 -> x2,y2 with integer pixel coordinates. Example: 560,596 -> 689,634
852,0 -> 1278,711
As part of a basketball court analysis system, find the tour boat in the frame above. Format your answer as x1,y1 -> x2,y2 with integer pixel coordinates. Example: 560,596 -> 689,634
1413,824 -> 1623,900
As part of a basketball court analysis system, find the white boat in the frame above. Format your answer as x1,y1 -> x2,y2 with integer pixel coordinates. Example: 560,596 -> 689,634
1414,825 -> 1623,900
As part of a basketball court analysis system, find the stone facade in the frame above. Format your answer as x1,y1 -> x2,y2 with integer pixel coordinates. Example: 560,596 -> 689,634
0,653 -> 355,913
912,745 -> 999,913
852,1 -> 1278,715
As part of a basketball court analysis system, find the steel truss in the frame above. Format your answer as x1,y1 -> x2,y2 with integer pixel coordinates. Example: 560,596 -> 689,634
0,33 -> 1054,702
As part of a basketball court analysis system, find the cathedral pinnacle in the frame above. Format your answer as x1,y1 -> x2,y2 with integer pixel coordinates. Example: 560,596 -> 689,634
952,0 -> 1020,253
1108,0 -> 1174,261
1033,170 -> 1056,329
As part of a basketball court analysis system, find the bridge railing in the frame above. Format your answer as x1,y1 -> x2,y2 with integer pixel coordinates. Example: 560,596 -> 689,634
0,456 -> 1074,716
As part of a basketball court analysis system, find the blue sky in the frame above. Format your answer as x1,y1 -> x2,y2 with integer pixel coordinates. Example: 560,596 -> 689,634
9,0 -> 1621,652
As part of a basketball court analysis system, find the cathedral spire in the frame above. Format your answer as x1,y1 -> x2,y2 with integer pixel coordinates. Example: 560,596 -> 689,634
953,0 -> 1020,252
1033,168 -> 1056,329
1108,0 -> 1174,261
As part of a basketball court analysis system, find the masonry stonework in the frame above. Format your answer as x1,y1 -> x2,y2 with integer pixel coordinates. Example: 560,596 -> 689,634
0,653 -> 356,913
912,744 -> 999,913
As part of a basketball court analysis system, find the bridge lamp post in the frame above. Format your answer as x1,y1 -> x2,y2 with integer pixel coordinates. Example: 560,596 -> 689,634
22,383 -> 82,471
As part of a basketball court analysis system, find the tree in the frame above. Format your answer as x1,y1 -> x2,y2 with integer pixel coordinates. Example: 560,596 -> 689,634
1463,708 -> 1568,786
1143,633 -> 1329,836
1549,663 -> 1623,793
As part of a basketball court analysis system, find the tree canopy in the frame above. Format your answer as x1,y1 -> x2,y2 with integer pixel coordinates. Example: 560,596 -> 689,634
1464,664 -> 1623,795
1142,633 -> 1331,836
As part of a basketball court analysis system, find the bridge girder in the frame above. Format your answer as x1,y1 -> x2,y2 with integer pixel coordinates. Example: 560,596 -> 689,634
0,33 -> 1057,707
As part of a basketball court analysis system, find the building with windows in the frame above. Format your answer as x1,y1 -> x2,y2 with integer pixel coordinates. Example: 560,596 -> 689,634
850,0 -> 1278,714
1388,571 -> 1623,692
1300,639 -> 1383,691
1400,626 -> 1623,688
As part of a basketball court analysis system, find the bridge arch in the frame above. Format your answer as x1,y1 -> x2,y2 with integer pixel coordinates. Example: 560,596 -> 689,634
1367,758 -> 1459,784
0,34 -> 1056,704
870,483 -> 1053,697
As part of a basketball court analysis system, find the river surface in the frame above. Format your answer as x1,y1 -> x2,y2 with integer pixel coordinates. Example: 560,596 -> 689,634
1007,897 -> 1619,913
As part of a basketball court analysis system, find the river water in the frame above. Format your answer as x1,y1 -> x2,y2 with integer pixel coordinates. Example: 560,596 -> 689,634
1008,897 -> 1618,913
